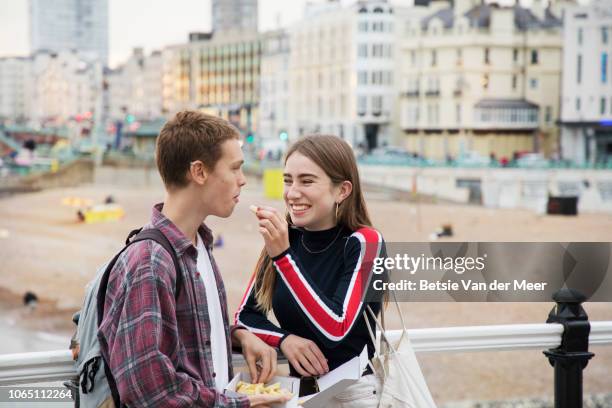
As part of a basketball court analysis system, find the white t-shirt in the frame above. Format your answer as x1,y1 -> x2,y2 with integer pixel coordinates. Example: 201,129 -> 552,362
196,234 -> 229,391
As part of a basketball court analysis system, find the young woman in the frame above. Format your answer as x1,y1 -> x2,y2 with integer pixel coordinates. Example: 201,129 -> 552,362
233,135 -> 385,407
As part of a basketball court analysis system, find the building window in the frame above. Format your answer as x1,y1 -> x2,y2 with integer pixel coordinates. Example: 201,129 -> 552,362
601,97 -> 607,115
531,50 -> 539,64
373,44 -> 383,57
372,95 -> 383,114
576,97 -> 581,111
513,48 -> 518,62
411,50 -> 416,66
456,49 -> 462,66
358,71 -> 368,85
602,52 -> 608,83
358,95 -> 367,115
358,21 -> 368,32
371,71 -> 384,85
512,75 -> 517,90
530,78 -> 538,89
578,28 -> 583,45
577,54 -> 582,84
456,103 -> 461,125
431,50 -> 437,67
545,106 -> 552,123
484,48 -> 490,64
358,44 -> 368,58
603,27 -> 609,44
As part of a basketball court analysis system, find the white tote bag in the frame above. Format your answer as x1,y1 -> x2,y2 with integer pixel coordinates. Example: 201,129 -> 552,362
364,295 -> 437,408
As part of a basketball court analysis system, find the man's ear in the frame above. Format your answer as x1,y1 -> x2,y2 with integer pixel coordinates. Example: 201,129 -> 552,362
189,160 -> 208,185
338,180 -> 353,203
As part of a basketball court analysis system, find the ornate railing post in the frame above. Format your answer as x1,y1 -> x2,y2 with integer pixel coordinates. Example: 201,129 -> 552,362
544,289 -> 594,408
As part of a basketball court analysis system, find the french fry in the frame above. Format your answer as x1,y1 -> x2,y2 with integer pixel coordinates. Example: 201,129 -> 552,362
235,380 -> 292,397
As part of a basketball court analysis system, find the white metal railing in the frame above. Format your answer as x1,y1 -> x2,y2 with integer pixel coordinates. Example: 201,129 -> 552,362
1,321 -> 611,387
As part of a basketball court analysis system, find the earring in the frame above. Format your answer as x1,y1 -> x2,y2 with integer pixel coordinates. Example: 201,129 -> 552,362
335,202 -> 339,221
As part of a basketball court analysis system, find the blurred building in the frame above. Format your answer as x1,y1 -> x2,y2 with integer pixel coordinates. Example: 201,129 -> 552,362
161,33 -> 261,137
212,0 -> 258,35
0,57 -> 31,124
399,0 -> 564,161
105,48 -> 164,122
259,29 -> 290,142
29,0 -> 109,65
29,50 -> 103,127
560,0 -> 612,165
287,0 -> 401,149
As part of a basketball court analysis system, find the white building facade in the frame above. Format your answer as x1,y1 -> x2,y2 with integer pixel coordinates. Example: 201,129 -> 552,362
399,0 -> 564,160
259,29 -> 290,142
287,0 -> 401,149
29,50 -> 103,127
560,0 -> 612,165
105,48 -> 165,123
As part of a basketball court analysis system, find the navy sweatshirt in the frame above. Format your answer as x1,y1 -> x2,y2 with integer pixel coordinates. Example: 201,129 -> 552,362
234,224 -> 385,377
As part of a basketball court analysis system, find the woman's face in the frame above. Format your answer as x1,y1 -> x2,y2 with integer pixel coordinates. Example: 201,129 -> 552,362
283,152 -> 340,231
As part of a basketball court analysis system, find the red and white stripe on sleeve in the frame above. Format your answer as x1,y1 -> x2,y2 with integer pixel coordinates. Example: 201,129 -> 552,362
272,227 -> 383,343
233,272 -> 288,348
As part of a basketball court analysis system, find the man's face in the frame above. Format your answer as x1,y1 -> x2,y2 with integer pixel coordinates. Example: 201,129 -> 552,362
202,139 -> 246,218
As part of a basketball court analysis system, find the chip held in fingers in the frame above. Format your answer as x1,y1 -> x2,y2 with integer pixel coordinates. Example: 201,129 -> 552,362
249,205 -> 259,214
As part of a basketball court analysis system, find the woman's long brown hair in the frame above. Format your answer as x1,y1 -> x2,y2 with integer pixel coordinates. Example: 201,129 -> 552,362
253,135 -> 373,312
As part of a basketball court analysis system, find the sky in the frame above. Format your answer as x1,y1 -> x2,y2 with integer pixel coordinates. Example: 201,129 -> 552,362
0,0 -> 356,67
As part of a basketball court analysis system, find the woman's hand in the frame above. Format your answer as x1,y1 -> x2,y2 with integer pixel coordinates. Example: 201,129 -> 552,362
280,334 -> 329,377
233,329 -> 277,384
253,206 -> 290,258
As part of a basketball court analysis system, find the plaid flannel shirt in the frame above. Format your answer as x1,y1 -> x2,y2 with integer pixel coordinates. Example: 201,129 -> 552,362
98,203 -> 250,407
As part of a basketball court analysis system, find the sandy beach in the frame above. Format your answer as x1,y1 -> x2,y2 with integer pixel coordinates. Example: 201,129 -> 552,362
0,166 -> 610,404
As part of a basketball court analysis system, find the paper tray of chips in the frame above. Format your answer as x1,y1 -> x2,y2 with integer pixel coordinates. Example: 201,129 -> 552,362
225,346 -> 369,408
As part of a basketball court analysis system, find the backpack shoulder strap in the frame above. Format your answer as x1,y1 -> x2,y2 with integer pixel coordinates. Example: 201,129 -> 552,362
97,227 -> 183,325
129,228 -> 183,300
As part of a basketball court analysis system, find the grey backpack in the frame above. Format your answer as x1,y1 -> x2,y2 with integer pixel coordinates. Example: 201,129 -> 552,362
71,228 -> 182,408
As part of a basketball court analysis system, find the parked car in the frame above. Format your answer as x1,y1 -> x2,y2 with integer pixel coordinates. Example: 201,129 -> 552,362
361,146 -> 433,166
515,153 -> 549,168
454,151 -> 492,167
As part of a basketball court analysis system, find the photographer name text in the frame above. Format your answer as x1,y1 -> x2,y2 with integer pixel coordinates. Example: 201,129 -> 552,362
373,279 -> 548,292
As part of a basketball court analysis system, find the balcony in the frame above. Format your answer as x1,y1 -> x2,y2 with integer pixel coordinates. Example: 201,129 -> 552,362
425,90 -> 440,97
473,98 -> 539,130
402,90 -> 420,98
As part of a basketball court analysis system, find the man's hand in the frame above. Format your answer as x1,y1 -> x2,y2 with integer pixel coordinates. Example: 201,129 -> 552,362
248,392 -> 292,407
233,329 -> 278,383
280,334 -> 329,377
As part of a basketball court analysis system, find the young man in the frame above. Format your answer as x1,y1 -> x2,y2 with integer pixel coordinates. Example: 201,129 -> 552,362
98,111 -> 288,407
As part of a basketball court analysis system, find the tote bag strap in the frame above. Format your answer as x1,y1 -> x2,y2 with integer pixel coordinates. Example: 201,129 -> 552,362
363,307 -> 387,378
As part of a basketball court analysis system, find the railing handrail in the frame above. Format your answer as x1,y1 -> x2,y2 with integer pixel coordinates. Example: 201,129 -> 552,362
1,321 -> 611,387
